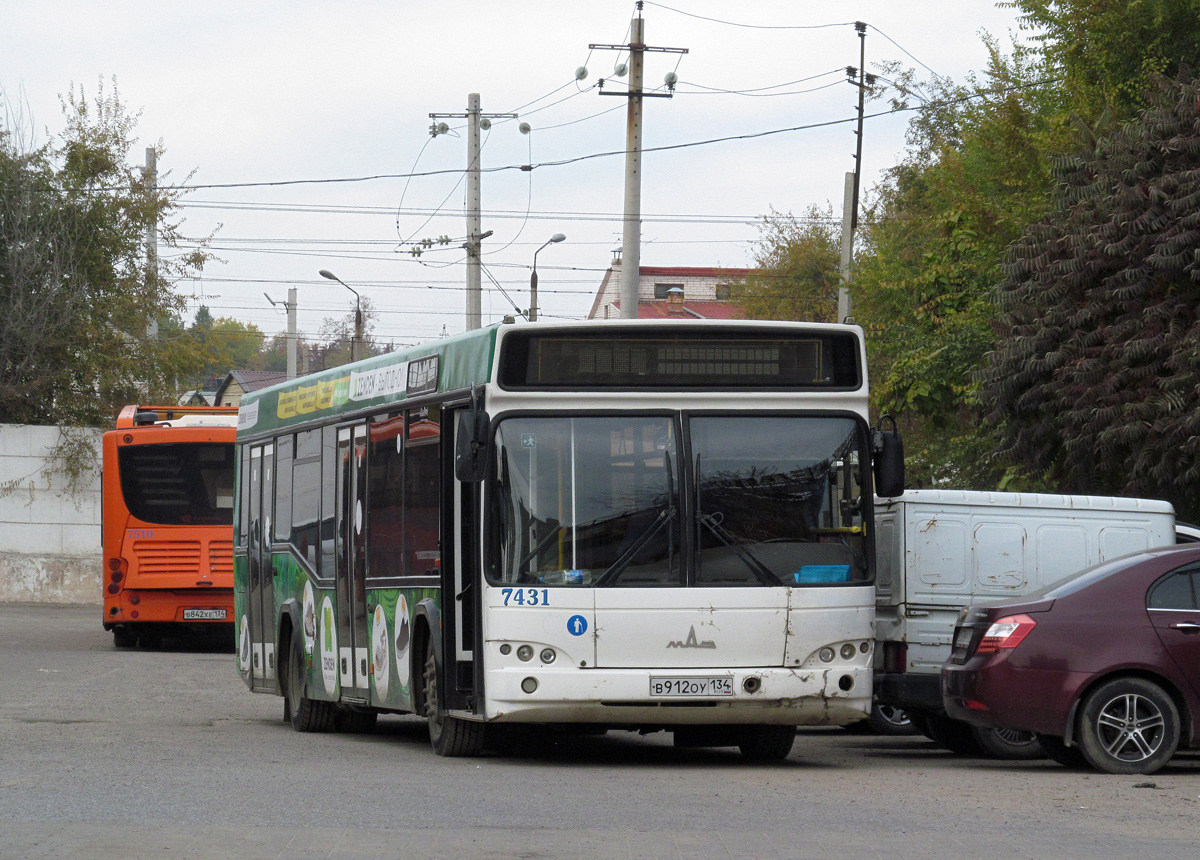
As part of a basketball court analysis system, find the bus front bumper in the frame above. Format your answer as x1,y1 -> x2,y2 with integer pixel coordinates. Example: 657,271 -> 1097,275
483,666 -> 871,726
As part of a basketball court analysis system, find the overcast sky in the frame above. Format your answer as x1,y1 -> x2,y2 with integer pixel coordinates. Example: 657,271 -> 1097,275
4,1 -> 1027,351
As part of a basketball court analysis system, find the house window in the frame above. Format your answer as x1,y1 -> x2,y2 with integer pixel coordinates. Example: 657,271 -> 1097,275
715,283 -> 732,300
654,282 -> 684,300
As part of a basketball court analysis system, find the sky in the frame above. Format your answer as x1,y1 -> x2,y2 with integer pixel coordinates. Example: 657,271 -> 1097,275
3,1 -> 1030,354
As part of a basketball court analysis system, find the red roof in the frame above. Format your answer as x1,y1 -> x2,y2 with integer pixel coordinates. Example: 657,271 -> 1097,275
638,266 -> 751,279
612,301 -> 743,320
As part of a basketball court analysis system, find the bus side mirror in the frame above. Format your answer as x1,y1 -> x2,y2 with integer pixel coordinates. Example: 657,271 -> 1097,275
873,416 -> 904,498
455,409 -> 491,483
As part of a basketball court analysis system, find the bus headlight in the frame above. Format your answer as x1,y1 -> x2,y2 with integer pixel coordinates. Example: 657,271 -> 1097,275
517,645 -> 534,662
521,677 -> 538,694
540,648 -> 556,664
840,643 -> 856,660
819,647 -> 835,663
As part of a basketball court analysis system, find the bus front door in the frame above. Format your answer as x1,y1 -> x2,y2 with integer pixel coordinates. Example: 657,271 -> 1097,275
248,443 -> 276,689
445,409 -> 483,713
336,425 -> 371,700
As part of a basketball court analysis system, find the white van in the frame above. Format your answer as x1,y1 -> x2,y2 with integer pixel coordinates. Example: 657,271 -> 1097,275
873,490 -> 1177,756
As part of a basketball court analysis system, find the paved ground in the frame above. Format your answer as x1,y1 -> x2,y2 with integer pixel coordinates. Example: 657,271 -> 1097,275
1,604 -> 1197,860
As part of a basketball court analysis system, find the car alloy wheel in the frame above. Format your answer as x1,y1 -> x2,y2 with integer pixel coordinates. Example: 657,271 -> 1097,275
1078,677 -> 1180,775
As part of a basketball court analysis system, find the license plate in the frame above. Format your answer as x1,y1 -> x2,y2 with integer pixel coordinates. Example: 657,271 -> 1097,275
649,676 -> 734,697
183,609 -> 227,621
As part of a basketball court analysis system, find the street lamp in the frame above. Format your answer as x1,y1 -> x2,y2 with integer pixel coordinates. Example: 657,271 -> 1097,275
318,269 -> 363,362
529,233 -> 566,322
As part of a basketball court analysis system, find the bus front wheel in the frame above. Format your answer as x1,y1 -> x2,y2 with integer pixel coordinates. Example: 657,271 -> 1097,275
282,632 -> 335,733
422,647 -> 485,757
737,725 -> 796,762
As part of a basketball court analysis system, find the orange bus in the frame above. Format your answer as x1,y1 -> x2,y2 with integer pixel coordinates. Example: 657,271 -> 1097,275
102,404 -> 239,648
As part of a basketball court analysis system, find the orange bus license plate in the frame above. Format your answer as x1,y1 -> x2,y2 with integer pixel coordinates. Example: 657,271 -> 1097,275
183,609 -> 227,620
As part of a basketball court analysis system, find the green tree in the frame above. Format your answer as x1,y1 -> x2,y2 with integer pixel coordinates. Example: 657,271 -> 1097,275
851,44 -> 1063,487
0,80 -> 209,426
1008,0 -> 1200,120
981,74 -> 1200,517
183,307 -> 263,381
307,297 -> 383,371
734,206 -> 840,323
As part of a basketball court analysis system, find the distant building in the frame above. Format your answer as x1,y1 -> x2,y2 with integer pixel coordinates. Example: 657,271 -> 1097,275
588,257 -> 750,320
214,370 -> 288,407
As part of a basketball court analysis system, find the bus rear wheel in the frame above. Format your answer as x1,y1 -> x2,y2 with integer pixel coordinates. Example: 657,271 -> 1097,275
112,627 -> 137,649
737,725 -> 796,762
282,632 -> 334,732
423,648 -> 484,757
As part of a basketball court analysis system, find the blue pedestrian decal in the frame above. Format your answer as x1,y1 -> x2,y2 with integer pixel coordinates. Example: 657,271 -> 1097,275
567,615 -> 588,636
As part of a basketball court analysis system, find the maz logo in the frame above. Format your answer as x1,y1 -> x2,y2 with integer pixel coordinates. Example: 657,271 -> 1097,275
667,625 -> 716,649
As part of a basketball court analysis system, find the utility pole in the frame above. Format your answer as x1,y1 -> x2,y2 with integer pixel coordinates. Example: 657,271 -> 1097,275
838,22 -> 873,323
144,147 -> 158,338
286,286 -> 297,379
838,172 -> 855,323
592,3 -> 687,319
430,96 -> 515,331
264,289 -> 299,379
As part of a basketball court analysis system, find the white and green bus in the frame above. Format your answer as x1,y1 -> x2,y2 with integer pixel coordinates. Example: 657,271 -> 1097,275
233,319 -> 903,758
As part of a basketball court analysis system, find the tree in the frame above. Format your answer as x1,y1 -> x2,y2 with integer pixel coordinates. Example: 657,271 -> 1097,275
734,206 -> 840,323
183,307 -> 264,382
851,44 -> 1063,487
0,80 -> 209,427
1008,0 -> 1200,120
981,74 -> 1200,516
306,296 -> 383,372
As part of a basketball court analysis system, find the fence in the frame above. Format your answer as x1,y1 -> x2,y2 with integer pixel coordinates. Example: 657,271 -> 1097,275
0,425 -> 102,604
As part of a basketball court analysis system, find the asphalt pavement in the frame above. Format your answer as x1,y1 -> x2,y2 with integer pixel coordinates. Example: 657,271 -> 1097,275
1,604 -> 1196,860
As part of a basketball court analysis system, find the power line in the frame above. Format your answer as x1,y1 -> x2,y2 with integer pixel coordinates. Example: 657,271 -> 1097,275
642,2 -> 854,30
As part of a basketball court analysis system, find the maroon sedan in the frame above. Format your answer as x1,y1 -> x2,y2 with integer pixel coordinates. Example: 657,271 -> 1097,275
943,545 -> 1200,774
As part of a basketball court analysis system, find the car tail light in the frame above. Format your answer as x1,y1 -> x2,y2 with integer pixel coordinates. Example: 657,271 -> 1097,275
976,614 -> 1037,653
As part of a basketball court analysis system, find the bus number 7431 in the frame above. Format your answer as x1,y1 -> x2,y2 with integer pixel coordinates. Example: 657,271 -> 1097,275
501,588 -> 550,607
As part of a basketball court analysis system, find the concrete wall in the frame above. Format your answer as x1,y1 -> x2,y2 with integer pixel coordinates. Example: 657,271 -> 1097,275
0,425 -> 102,604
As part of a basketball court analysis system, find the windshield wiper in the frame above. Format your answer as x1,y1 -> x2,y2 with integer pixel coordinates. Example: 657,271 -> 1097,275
697,511 -> 784,586
694,453 -> 784,586
595,508 -> 677,586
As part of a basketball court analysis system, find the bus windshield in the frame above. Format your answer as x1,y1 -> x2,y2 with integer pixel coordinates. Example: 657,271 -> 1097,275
118,442 -> 236,526
492,414 -> 866,587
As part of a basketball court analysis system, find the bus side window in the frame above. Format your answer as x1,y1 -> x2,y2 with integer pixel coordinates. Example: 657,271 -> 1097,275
237,447 -> 250,547
274,435 -> 293,543
320,425 -> 338,581
367,413 -> 404,579
405,408 -> 441,577
291,430 -> 321,573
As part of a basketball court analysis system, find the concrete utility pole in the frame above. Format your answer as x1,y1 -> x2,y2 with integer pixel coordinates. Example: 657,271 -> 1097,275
265,290 -> 299,379
429,97 -> 516,331
591,3 -> 687,319
838,172 -> 855,323
466,93 -> 483,330
144,147 -> 158,338
286,287 -> 297,378
838,22 -> 872,323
